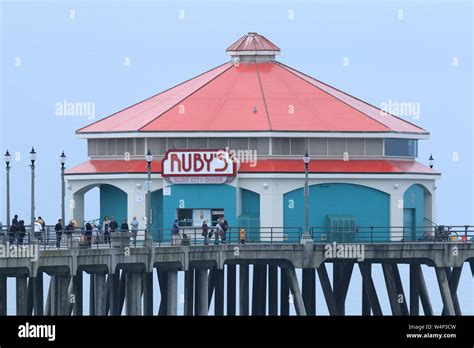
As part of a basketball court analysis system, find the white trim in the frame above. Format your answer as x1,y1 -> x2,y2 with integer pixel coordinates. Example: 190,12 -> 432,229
226,50 -> 280,56
66,172 -> 440,182
77,131 -> 430,140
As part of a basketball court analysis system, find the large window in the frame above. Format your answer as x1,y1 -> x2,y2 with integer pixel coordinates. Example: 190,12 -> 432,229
384,139 -> 418,157
328,139 -> 346,156
365,139 -> 383,156
272,138 -> 290,155
249,138 -> 269,155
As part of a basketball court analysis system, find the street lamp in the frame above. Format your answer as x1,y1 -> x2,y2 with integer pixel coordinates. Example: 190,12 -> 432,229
60,151 -> 66,231
428,154 -> 434,169
301,151 -> 312,243
30,147 -> 36,244
145,149 -> 153,243
4,150 -> 11,232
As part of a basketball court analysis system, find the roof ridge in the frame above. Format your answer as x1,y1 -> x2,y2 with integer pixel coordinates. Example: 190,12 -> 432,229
76,61 -> 232,134
255,63 -> 273,131
276,61 -> 427,134
137,62 -> 233,131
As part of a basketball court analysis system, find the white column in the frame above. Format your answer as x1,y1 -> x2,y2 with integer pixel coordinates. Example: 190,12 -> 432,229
390,192 -> 404,241
70,192 -> 85,226
259,182 -> 284,242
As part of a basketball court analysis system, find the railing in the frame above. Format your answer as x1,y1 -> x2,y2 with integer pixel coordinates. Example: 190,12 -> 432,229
0,225 -> 472,250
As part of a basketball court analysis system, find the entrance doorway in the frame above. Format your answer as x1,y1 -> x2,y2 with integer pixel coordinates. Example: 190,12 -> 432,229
403,208 -> 416,241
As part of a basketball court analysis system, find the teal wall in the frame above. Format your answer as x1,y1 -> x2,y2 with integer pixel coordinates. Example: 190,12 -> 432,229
283,183 -> 390,242
162,184 -> 236,242
151,189 -> 164,241
100,184 -> 128,225
403,184 -> 425,240
237,188 -> 260,241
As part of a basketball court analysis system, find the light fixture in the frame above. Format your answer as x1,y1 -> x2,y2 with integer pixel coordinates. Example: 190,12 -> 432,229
428,154 -> 434,169
146,149 -> 153,164
29,147 -> 36,164
4,150 -> 11,166
303,151 -> 310,164
60,151 -> 66,166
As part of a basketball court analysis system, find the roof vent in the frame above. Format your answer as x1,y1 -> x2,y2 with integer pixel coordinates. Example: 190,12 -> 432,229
226,32 -> 280,62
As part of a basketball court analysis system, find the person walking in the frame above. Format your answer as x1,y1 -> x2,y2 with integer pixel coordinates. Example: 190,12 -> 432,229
34,219 -> 43,242
55,219 -> 63,249
130,216 -> 139,246
214,219 -> 223,245
102,217 -> 110,245
219,215 -> 228,244
201,220 -> 209,245
8,217 -> 17,247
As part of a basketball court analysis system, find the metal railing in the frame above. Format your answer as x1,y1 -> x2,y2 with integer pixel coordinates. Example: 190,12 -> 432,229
0,225 -> 472,250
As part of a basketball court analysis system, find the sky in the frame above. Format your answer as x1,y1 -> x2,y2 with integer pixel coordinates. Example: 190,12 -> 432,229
0,0 -> 472,315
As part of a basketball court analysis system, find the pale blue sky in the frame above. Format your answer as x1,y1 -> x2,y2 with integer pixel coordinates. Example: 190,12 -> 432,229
0,0 -> 472,315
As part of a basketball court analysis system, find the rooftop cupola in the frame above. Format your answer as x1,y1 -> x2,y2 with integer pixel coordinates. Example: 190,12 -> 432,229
226,32 -> 280,62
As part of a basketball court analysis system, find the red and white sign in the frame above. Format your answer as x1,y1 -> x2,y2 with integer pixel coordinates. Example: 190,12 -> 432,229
161,150 -> 237,181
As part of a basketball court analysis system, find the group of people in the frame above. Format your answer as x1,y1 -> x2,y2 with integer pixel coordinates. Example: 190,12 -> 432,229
74,216 -> 140,248
199,216 -> 229,246
7,214 -> 46,248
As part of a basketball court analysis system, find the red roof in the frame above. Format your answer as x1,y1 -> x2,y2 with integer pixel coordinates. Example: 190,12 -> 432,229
77,34 -> 427,135
226,32 -> 281,52
66,159 -> 438,175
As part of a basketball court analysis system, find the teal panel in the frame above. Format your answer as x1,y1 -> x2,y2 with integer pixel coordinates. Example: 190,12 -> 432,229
238,188 -> 260,241
163,184 -> 236,242
151,189 -> 163,241
100,184 -> 127,226
403,184 -> 425,240
283,183 -> 390,242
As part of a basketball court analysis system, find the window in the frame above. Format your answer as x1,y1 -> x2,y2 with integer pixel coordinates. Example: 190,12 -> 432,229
125,139 -> 134,155
88,139 -> 97,156
272,138 -> 290,155
328,139 -> 346,156
249,138 -> 269,155
117,139 -> 126,156
347,139 -> 364,156
167,138 -> 187,150
97,140 -> 106,156
290,138 -> 306,156
229,138 -> 249,151
384,139 -> 418,157
188,138 -> 208,149
365,139 -> 383,156
135,138 -> 145,155
147,138 -> 167,155
209,138 -> 228,149
310,138 -> 328,156
106,139 -> 117,156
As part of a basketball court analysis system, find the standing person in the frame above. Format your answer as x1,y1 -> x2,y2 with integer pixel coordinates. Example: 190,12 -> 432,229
120,219 -> 129,232
34,219 -> 43,242
37,216 -> 46,231
54,219 -> 63,249
220,215 -> 228,244
171,219 -> 180,245
201,220 -> 209,245
84,222 -> 92,247
214,219 -> 223,245
102,217 -> 110,245
65,220 -> 74,246
17,220 -> 26,246
130,216 -> 139,246
8,217 -> 17,247
239,228 -> 246,244
109,217 -> 118,233
92,224 -> 99,245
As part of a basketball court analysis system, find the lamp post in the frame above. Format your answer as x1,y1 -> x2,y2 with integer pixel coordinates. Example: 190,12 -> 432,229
428,154 -> 434,169
30,147 -> 36,244
301,151 -> 312,243
4,150 -> 11,232
145,149 -> 153,243
60,151 -> 66,230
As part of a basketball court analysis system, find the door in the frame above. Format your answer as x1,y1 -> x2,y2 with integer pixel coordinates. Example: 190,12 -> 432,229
403,208 -> 415,241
